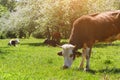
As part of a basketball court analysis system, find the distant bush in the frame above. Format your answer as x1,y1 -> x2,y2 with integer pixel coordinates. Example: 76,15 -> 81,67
0,33 -> 6,39
32,32 -> 44,39
0,0 -> 119,39
17,28 -> 27,38
6,30 -> 17,38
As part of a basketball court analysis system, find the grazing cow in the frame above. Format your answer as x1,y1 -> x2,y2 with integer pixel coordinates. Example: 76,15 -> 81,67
52,32 -> 61,44
57,10 -> 120,71
8,39 -> 20,46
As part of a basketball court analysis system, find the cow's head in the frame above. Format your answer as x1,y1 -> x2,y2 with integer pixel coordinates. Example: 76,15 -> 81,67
57,44 -> 81,69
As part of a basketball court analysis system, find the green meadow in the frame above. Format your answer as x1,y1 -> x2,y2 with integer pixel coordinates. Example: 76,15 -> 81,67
0,38 -> 120,80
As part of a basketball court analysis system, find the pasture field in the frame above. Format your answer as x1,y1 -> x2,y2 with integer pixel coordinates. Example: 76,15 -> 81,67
0,38 -> 120,80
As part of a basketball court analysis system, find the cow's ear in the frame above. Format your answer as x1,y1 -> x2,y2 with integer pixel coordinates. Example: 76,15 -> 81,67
57,51 -> 63,56
72,45 -> 75,48
69,45 -> 76,49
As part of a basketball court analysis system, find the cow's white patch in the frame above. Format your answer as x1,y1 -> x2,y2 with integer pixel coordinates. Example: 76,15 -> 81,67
80,47 -> 91,71
85,47 -> 90,71
61,44 -> 75,68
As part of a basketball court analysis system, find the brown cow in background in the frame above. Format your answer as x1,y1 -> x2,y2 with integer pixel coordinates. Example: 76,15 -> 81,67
51,32 -> 61,45
43,32 -> 61,46
58,10 -> 120,71
43,39 -> 57,47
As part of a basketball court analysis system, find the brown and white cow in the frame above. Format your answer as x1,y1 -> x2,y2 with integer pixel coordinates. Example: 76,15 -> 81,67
57,10 -> 120,71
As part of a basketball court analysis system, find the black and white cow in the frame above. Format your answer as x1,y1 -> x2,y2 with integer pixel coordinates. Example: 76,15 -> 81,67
8,39 -> 20,46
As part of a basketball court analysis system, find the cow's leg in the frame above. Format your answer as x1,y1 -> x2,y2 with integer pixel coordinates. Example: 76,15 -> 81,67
79,42 -> 93,71
79,49 -> 86,69
82,43 -> 92,71
84,47 -> 91,71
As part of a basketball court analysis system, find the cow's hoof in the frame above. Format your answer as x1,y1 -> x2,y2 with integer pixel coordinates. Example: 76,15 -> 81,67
84,68 -> 89,72
63,65 -> 69,69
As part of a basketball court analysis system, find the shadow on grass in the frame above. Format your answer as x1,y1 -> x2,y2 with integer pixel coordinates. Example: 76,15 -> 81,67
20,40 -> 120,48
21,41 -> 68,47
21,42 -> 45,46
74,67 -> 120,74
22,42 -> 120,47
98,67 -> 120,74
75,68 -> 96,74
94,43 -> 120,48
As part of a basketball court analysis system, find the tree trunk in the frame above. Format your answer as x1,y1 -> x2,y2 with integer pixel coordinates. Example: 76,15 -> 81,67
46,27 -> 51,40
27,32 -> 32,39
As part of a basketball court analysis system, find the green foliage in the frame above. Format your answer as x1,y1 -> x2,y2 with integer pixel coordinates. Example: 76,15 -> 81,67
0,5 -> 7,17
17,28 -> 27,38
87,0 -> 119,13
6,30 -> 17,38
0,0 -> 17,11
37,0 -> 89,38
0,0 -> 119,38
0,32 -> 6,39
6,0 -> 42,38
0,39 -> 120,79
32,31 -> 44,38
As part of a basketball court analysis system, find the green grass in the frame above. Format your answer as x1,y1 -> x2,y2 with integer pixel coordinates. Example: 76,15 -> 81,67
0,38 -> 120,80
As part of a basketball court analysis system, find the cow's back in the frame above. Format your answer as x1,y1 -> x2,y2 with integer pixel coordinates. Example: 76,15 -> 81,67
69,10 -> 120,49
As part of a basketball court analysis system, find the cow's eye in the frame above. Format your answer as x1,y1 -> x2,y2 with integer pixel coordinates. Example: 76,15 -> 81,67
57,51 -> 63,56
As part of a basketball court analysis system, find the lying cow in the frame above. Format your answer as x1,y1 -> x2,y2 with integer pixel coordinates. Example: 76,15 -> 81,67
8,39 -> 20,46
43,39 -> 57,47
57,10 -> 120,71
